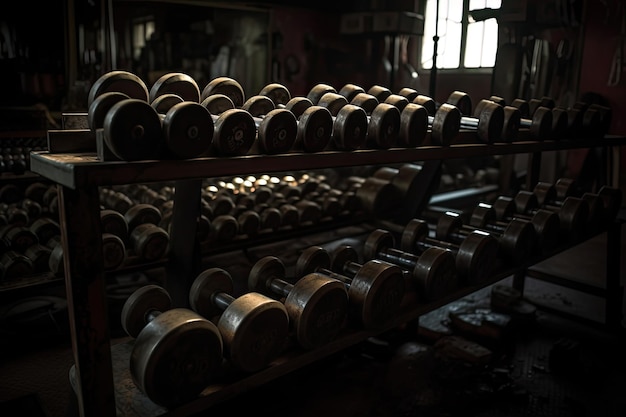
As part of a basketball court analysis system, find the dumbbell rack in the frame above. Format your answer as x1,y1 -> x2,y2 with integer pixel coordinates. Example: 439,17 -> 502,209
29,132 -> 626,417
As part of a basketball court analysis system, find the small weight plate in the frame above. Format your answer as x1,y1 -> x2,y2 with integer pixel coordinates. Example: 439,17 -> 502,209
501,106 -> 521,142
151,93 -> 184,114
201,93 -> 235,115
533,182 -> 557,206
400,218 -> 430,253
333,104 -> 368,151
391,164 -> 423,199
363,229 -> 395,260
511,98 -> 530,118
248,256 -> 286,295
162,101 -> 214,159
530,106 -> 553,141
88,70 -> 149,107
102,232 -> 126,271
297,105 -> 333,152
202,76 -> 245,107
476,101 -> 504,143
189,267 -> 234,319
413,95 -> 436,116
121,284 -> 172,338
447,90 -> 472,116
469,204 -> 495,228
149,72 -> 201,103
295,245 -> 331,277
103,99 -> 164,161
431,104 -> 461,146
211,214 -> 239,241
398,87 -> 419,102
398,103 -> 428,147
529,209 -> 560,255
88,91 -> 130,131
259,83 -> 291,106
338,83 -> 365,102
257,109 -> 298,154
555,178 -> 576,200
489,95 -> 506,106
456,231 -> 498,285
350,92 -> 379,115
318,92 -> 349,117
284,96 -> 313,119
435,213 -> 464,241
367,103 -> 400,149
367,85 -> 392,102
412,246 -> 458,301
492,196 -> 515,220
125,203 -> 162,231
130,224 -> 169,262
242,95 -> 275,117
213,108 -> 256,156
514,190 -> 539,214
307,83 -> 336,105
499,218 -> 535,264
384,94 -> 410,112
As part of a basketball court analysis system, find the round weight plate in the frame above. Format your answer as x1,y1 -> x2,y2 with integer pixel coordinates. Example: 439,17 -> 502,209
257,109 -> 297,154
201,93 -> 235,115
530,106 -> 553,141
384,94 -> 410,112
125,203 -> 162,231
307,83 -> 337,105
212,108 -> 256,156
259,207 -> 282,230
338,83 -> 365,102
398,103 -> 428,147
121,284 -> 172,338
5,226 -> 38,253
367,103 -> 400,149
469,204 -> 495,228
103,99 -> 164,161
511,98 -> 530,118
149,72 -> 201,103
212,214 -> 239,241
489,95 -> 506,106
492,196 -> 515,220
88,91 -> 130,131
435,213 -> 463,241
529,209 -> 560,255
398,87 -> 419,102
130,224 -> 169,261
413,95 -> 436,116
412,246 -> 457,301
363,229 -> 395,260
456,231 -> 498,285
318,92 -> 349,117
367,85 -> 392,102
555,178 -> 576,200
242,95 -> 275,117
102,232 -> 126,271
88,70 -> 149,107
189,267 -> 234,319
151,93 -> 184,114
1,251 -> 34,280
431,104 -> 461,146
354,176 -> 399,215
558,197 -> 590,240
514,190 -> 539,214
162,101 -> 214,159
295,245 -> 331,277
259,83 -> 291,106
447,91 -> 472,116
351,93 -> 379,115
499,218 -> 535,264
476,101 -> 504,143
391,164 -> 423,199
29,217 -> 61,246
333,104 -> 368,150
533,182 -> 557,207
297,105 -> 333,152
248,256 -> 286,295
285,272 -> 348,349
202,76 -> 245,107
400,218 -> 429,253
219,292 -> 289,372
350,259 -> 405,328
284,96 -> 313,119
473,99 -> 490,118
130,308 -> 223,407
501,106 -> 521,141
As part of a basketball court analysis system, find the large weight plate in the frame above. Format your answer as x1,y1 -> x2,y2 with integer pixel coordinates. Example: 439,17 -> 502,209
447,90 -> 472,116
333,104 -> 368,150
398,103 -> 428,147
367,103 -> 401,149
257,109 -> 297,154
88,91 -> 130,131
456,231 -> 498,285
149,72 -> 201,103
297,105 -> 333,152
476,101 -> 504,143
431,104 -> 461,146
412,246 -> 457,301
212,109 -> 256,156
88,70 -> 149,107
103,99 -> 164,161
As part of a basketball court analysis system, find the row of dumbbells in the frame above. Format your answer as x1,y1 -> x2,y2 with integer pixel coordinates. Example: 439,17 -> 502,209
0,137 -> 48,175
88,70 -> 602,163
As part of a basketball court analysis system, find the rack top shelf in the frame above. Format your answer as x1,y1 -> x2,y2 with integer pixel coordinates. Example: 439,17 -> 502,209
29,135 -> 626,189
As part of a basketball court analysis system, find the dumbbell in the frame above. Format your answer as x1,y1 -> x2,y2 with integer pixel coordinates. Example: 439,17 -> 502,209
315,90 -> 401,149
0,250 -> 35,281
531,180 -> 591,240
359,230 -> 458,301
397,218 -> 499,285
489,196 -> 560,255
0,223 -> 39,254
295,245 -> 405,328
341,84 -> 428,148
513,189 -> 588,242
188,267 -> 289,372
248,256 -> 349,349
486,95 -> 566,140
305,84 -> 369,151
470,203 -> 543,261
272,94 -> 334,153
240,95 -> 298,154
120,284 -> 224,408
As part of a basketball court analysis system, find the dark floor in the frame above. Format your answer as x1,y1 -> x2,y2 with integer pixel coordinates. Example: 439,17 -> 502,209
1,226 -> 625,417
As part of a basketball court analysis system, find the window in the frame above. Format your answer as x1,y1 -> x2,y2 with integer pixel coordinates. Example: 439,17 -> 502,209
421,0 -> 501,70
